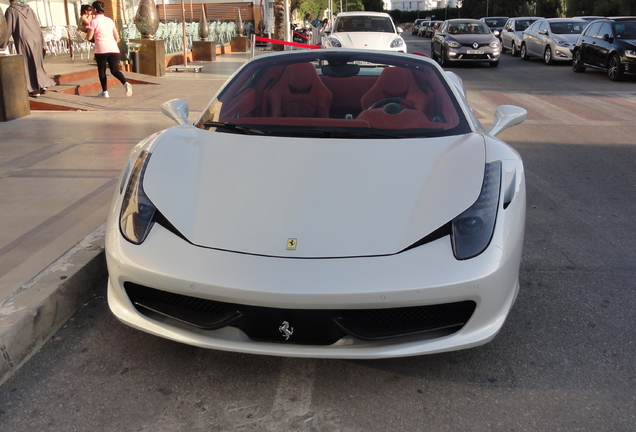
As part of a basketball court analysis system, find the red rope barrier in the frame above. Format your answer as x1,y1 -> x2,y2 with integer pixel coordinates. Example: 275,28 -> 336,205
255,36 -> 321,49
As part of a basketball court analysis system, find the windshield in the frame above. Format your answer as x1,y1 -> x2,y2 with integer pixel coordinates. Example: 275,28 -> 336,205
515,19 -> 537,31
334,16 -> 395,33
549,21 -> 587,34
483,18 -> 507,28
615,21 -> 636,39
196,51 -> 470,139
448,22 -> 492,35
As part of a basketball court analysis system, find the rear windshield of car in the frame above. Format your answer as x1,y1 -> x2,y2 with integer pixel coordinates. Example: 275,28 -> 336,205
549,21 -> 587,34
615,21 -> 636,39
197,51 -> 471,139
334,16 -> 395,33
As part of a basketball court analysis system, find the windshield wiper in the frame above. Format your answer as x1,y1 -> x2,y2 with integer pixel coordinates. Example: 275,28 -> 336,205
203,121 -> 266,135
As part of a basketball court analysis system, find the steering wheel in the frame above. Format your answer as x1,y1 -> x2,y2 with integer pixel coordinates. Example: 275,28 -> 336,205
368,97 -> 415,111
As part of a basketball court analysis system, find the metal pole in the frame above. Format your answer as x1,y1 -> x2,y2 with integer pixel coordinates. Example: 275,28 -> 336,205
181,0 -> 187,66
284,0 -> 290,46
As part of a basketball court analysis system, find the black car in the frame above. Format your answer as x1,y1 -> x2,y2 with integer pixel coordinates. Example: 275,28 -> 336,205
572,17 -> 636,81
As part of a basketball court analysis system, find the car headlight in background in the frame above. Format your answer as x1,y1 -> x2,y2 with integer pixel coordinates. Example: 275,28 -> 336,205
447,41 -> 461,48
555,40 -> 570,47
120,150 -> 156,245
452,161 -> 502,260
489,41 -> 501,48
325,37 -> 342,48
625,50 -> 636,58
390,38 -> 404,49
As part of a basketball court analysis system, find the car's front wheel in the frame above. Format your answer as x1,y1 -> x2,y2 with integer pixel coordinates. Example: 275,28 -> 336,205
430,45 -> 438,61
544,46 -> 553,65
440,48 -> 449,67
607,54 -> 624,81
511,43 -> 519,57
572,49 -> 586,72
520,43 -> 530,60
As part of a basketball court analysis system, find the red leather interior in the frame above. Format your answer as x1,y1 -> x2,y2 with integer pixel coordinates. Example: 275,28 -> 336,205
267,63 -> 333,118
360,67 -> 430,112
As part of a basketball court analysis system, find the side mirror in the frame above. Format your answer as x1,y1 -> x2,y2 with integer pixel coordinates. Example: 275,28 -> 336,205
397,27 -> 403,34
493,30 -> 500,37
602,33 -> 612,42
487,105 -> 527,137
161,99 -> 190,125
537,29 -> 548,36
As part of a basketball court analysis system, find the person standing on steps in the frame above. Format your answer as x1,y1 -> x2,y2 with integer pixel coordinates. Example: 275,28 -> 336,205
1,0 -> 55,98
86,1 -> 132,98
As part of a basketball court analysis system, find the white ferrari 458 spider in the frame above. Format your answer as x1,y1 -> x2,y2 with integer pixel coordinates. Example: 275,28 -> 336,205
106,49 -> 527,359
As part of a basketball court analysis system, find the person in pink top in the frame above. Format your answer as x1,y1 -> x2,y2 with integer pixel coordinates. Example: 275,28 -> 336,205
86,1 -> 132,98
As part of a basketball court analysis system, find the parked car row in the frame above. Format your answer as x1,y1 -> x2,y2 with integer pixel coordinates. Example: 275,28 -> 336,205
412,20 -> 442,38
423,15 -> 635,81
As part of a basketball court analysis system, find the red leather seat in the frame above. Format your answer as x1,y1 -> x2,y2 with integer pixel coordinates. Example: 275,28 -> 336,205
360,67 -> 429,112
267,63 -> 333,118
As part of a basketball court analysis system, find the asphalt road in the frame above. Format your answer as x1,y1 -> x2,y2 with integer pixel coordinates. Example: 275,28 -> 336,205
0,35 -> 634,431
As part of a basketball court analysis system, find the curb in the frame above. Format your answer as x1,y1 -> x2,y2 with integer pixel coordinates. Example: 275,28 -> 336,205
0,226 -> 108,386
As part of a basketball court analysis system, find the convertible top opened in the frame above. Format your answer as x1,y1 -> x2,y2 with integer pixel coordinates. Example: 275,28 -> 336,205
106,50 -> 527,359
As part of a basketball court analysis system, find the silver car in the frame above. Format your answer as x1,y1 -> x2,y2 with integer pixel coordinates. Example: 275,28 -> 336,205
520,18 -> 588,64
501,17 -> 540,56
431,19 -> 502,67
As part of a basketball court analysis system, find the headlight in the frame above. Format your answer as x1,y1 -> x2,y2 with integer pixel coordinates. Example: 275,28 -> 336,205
625,50 -> 636,58
325,37 -> 342,48
489,41 -> 500,48
390,38 -> 404,48
447,41 -> 461,48
120,150 -> 156,244
451,161 -> 502,260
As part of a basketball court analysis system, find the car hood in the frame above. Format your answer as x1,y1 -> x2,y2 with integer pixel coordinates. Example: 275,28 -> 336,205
333,32 -> 399,49
143,128 -> 486,258
553,34 -> 580,43
620,39 -> 636,48
448,34 -> 497,44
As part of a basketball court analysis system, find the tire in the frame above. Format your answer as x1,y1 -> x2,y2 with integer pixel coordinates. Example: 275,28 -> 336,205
511,43 -> 519,57
440,48 -> 449,67
501,44 -> 507,54
607,54 -> 624,81
544,46 -> 553,65
520,43 -> 529,60
572,50 -> 586,72
490,60 -> 500,67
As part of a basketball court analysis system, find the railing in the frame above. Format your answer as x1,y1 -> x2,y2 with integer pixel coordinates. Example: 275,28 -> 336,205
32,20 -> 238,59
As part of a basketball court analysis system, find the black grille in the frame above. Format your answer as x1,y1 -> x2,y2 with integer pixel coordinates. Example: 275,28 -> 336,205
124,283 -> 476,345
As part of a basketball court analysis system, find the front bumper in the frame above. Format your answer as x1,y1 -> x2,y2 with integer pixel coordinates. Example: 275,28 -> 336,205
446,48 -> 501,63
105,179 -> 525,359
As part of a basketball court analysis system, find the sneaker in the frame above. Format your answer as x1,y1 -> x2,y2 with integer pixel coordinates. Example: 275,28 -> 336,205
97,91 -> 109,98
124,82 -> 133,97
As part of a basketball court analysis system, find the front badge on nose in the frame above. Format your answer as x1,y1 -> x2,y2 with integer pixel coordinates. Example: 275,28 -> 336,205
279,321 -> 293,340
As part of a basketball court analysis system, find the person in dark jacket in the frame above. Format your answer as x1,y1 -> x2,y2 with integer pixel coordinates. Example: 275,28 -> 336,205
1,0 -> 55,97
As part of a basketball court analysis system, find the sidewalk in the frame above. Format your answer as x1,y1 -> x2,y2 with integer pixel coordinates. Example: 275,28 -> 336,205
0,51 -> 252,385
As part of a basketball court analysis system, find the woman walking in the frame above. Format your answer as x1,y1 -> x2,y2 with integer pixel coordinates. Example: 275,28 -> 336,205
86,1 -> 132,98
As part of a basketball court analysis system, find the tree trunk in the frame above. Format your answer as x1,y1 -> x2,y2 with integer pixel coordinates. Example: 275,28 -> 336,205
273,0 -> 285,51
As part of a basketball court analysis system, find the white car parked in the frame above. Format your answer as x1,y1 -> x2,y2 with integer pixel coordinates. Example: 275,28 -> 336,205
323,11 -> 406,52
501,17 -> 541,56
520,18 -> 588,64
